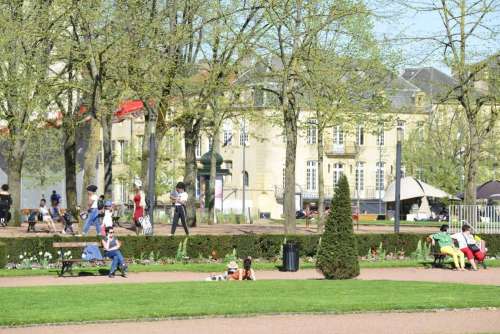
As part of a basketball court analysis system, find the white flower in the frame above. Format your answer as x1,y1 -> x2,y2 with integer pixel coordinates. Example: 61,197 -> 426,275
19,255 -> 23,259
39,252 -> 43,256
23,252 -> 27,256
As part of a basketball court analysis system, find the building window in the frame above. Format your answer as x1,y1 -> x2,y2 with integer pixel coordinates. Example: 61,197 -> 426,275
307,120 -> 317,144
243,171 -> 249,187
333,125 -> 344,145
240,121 -> 248,146
356,125 -> 364,146
376,128 -> 384,146
355,162 -> 364,191
136,135 -> 144,155
223,120 -> 232,146
196,137 -> 202,158
417,121 -> 424,141
306,160 -> 317,191
117,140 -> 128,163
333,163 -> 344,185
376,162 -> 385,191
416,167 -> 424,180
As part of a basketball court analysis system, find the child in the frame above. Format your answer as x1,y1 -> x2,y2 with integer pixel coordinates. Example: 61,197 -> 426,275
40,198 -> 58,233
102,200 -> 114,235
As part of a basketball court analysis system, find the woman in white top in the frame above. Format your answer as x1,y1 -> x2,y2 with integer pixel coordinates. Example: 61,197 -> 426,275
40,198 -> 57,233
452,224 -> 486,270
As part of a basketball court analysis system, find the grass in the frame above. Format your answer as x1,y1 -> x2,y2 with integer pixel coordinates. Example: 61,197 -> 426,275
1,258 -> 499,277
1,280 -> 500,326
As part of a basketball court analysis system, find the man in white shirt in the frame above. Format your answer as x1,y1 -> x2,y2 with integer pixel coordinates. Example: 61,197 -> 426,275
170,182 -> 189,236
451,224 -> 486,270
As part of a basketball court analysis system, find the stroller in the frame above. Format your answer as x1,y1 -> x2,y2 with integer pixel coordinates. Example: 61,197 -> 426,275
62,211 -> 77,235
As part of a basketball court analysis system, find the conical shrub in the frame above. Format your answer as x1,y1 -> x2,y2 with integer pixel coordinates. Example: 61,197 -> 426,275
316,175 -> 359,279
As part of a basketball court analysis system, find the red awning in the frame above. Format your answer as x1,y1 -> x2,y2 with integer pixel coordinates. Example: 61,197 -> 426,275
115,100 -> 144,118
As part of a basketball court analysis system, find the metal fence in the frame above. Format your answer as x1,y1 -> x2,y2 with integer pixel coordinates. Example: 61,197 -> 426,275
448,205 -> 500,234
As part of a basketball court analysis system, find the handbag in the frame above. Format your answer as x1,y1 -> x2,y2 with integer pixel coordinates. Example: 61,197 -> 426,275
464,233 -> 480,253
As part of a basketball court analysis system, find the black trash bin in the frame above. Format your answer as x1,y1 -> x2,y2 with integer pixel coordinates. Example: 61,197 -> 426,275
282,242 -> 299,272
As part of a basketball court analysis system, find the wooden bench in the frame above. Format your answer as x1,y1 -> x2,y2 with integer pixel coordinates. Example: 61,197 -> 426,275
426,237 -> 488,269
53,242 -> 111,277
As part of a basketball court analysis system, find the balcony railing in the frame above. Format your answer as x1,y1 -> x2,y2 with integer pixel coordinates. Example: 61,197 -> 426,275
275,185 -> 385,201
324,143 -> 358,157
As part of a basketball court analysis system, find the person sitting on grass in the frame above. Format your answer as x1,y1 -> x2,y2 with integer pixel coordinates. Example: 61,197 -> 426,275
101,228 -> 128,278
430,224 -> 465,271
40,198 -> 58,233
452,224 -> 486,271
240,256 -> 256,280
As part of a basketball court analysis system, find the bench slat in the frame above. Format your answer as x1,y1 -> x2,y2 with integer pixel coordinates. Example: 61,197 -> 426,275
53,242 -> 99,248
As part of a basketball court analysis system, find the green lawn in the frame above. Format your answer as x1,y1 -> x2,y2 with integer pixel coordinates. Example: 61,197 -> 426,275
1,280 -> 500,326
1,259 -> 499,277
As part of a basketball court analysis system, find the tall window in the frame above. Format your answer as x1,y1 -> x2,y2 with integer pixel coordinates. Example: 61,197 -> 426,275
117,140 -> 128,163
136,135 -> 144,155
355,162 -> 364,191
306,160 -> 317,191
307,120 -> 317,144
240,120 -> 248,146
417,121 -> 424,141
333,163 -> 344,185
376,162 -> 385,191
356,125 -> 364,145
333,125 -> 344,145
196,138 -> 202,157
223,120 -> 232,146
243,171 -> 249,187
376,128 -> 385,146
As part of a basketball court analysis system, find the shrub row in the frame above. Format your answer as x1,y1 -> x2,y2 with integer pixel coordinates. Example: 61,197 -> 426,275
1,233 -> 500,263
0,242 -> 6,268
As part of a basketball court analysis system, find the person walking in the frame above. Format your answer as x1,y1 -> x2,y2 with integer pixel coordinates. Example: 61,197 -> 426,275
170,182 -> 189,236
0,184 -> 12,227
82,185 -> 101,236
132,180 -> 146,235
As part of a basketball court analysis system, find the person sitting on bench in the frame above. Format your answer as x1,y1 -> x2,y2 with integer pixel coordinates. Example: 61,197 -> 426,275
430,224 -> 465,271
101,228 -> 128,278
40,198 -> 58,233
452,224 -> 486,271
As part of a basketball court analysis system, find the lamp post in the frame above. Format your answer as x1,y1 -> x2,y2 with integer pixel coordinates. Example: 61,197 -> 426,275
394,125 -> 403,234
242,118 -> 246,223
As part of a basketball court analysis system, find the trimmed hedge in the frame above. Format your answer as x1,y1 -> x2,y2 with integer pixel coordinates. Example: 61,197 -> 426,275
1,233 -> 500,264
0,242 -> 6,268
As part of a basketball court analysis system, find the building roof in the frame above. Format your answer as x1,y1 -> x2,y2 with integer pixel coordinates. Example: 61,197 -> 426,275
402,67 -> 458,102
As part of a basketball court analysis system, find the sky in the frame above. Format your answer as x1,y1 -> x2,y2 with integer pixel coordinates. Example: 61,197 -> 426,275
370,1 -> 500,74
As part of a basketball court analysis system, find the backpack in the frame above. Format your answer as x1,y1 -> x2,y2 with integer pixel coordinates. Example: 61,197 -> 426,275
0,195 -> 11,210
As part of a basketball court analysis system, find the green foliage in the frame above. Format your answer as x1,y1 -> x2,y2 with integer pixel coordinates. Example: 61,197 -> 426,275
175,238 -> 189,262
316,175 -> 359,279
411,239 -> 431,261
0,242 -> 6,269
223,248 -> 237,263
1,233 -> 500,263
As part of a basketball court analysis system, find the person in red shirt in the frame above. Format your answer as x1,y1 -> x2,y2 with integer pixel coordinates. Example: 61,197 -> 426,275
132,180 -> 146,235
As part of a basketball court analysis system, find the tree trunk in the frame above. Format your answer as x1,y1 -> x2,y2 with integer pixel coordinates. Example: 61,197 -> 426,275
7,139 -> 25,226
464,125 -> 480,205
184,118 -> 202,227
283,104 -> 298,234
317,124 -> 325,232
208,127 -> 220,224
140,111 -> 152,193
80,118 -> 101,209
63,120 -> 78,212
101,114 -> 113,199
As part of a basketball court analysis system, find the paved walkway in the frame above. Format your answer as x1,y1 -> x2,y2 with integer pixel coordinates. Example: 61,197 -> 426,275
1,268 -> 499,287
2,310 -> 500,334
0,221 -> 436,237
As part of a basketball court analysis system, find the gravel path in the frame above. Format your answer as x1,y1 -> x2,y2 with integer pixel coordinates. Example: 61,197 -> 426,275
0,222 -> 436,237
1,267 -> 499,287
2,310 -> 500,334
